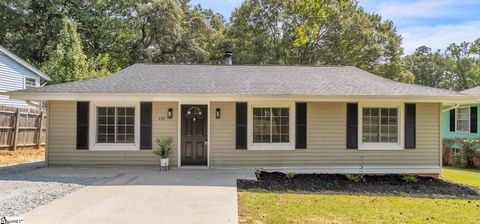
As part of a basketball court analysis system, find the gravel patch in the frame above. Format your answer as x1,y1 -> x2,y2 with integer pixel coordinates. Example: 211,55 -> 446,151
0,162 -> 104,216
237,171 -> 480,199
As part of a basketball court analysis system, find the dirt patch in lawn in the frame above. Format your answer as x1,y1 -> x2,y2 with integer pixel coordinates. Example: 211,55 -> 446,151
0,148 -> 44,166
237,171 -> 480,199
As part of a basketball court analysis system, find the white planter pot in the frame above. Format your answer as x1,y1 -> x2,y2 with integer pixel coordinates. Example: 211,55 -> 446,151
160,158 -> 169,167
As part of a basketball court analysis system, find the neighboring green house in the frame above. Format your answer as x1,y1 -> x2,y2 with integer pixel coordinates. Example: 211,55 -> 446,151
442,87 -> 480,139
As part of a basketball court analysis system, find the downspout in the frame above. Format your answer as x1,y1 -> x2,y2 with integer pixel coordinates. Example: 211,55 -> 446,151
25,100 -> 45,109
25,81 -> 48,109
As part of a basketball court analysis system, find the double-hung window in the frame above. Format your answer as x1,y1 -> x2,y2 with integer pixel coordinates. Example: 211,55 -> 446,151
248,102 -> 294,150
96,107 -> 135,144
362,108 -> 398,143
253,107 -> 289,143
455,107 -> 470,133
359,103 -> 403,150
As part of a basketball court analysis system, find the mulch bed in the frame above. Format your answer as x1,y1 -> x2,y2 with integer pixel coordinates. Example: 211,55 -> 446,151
237,171 -> 480,198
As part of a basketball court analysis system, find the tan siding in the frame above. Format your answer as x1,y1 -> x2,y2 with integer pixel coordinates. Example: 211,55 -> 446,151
48,100 -> 440,170
210,102 -> 440,168
47,101 -> 178,165
152,102 -> 178,166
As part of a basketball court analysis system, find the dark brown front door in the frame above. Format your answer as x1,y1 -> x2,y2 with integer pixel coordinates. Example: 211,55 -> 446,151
181,105 -> 208,166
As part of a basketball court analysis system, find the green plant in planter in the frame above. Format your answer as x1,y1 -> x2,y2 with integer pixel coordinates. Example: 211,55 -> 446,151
153,137 -> 173,159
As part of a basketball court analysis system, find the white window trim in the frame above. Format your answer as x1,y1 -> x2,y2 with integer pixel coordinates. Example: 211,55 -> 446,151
23,76 -> 38,89
454,106 -> 470,133
247,102 -> 295,150
358,102 -> 404,150
89,101 -> 141,151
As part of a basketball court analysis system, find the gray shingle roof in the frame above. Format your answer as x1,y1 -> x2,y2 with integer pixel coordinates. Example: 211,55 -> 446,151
14,64 -> 464,96
461,86 -> 480,96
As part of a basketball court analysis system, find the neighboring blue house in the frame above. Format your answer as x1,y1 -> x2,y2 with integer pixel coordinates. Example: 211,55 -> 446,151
0,45 -> 50,107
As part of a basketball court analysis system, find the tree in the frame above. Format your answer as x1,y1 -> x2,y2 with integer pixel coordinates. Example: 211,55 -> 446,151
227,0 -> 301,64
0,0 -> 67,66
6,0 -> 480,90
292,0 -> 403,70
67,0 -> 142,69
373,62 -> 415,84
1,0 -> 226,73
227,0 -> 403,70
444,40 -> 480,91
41,17 -> 111,84
398,39 -> 480,91
401,46 -> 450,88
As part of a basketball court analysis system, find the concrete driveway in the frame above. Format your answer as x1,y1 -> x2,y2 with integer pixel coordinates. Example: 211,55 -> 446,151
23,166 -> 255,224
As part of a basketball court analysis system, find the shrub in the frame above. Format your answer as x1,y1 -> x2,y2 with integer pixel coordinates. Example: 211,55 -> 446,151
285,172 -> 296,180
442,138 -> 480,168
401,175 -> 418,183
454,139 -> 478,168
345,174 -> 365,183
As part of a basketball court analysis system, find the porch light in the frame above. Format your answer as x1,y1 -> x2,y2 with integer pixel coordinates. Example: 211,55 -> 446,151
216,108 -> 221,119
167,108 -> 173,119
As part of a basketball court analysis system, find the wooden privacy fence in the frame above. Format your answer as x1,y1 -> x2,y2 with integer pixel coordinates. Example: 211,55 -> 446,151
0,105 -> 46,150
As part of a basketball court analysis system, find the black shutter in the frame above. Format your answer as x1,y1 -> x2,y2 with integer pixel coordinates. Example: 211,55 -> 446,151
295,102 -> 307,149
140,102 -> 153,149
471,107 -> 477,133
236,102 -> 247,149
449,109 -> 455,132
405,103 -> 416,149
346,103 -> 358,149
76,101 -> 89,150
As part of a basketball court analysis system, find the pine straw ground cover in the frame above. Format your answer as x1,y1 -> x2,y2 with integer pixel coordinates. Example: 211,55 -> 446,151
0,148 -> 44,166
238,171 -> 480,224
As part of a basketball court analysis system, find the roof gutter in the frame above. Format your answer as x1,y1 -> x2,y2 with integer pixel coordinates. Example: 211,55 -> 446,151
442,104 -> 460,112
4,92 -> 480,104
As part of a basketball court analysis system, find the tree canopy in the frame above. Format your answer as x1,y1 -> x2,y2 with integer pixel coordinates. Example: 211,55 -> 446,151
0,0 -> 479,91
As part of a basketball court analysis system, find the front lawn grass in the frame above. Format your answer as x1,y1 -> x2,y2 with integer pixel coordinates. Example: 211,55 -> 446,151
239,191 -> 480,224
442,167 -> 480,188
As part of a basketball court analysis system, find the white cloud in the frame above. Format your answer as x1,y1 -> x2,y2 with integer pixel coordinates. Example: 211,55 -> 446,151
376,0 -> 479,19
358,0 -> 480,53
400,20 -> 480,54
359,0 -> 480,20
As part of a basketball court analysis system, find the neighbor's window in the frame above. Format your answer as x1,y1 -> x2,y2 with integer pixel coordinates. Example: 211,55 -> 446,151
455,107 -> 470,132
253,107 -> 289,143
362,108 -> 398,143
25,77 -> 37,89
97,107 -> 135,143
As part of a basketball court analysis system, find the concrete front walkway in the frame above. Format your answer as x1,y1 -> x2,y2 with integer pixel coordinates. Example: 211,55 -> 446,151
23,166 -> 255,224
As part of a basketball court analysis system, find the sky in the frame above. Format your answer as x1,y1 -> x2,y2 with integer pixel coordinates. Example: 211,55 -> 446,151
190,0 -> 480,54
